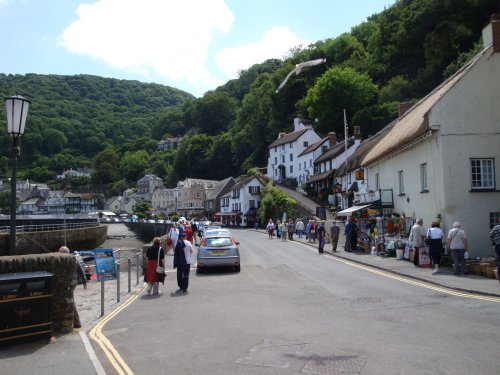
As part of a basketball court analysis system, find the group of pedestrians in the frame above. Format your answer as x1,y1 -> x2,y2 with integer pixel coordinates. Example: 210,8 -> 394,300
145,220 -> 195,295
409,219 -> 470,275
266,218 -> 306,240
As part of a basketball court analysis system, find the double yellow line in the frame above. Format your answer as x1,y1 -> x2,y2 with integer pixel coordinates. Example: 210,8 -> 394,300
323,253 -> 500,303
89,285 -> 145,375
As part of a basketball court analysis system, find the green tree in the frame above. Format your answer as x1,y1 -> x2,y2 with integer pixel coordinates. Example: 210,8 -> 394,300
110,180 -> 129,196
92,148 -> 121,184
133,201 -> 151,219
119,150 -> 150,182
191,91 -> 238,135
258,182 -> 297,224
0,191 -> 11,213
301,66 -> 378,134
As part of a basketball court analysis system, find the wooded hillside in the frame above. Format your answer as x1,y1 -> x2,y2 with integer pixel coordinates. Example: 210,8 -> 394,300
1,0 -> 498,193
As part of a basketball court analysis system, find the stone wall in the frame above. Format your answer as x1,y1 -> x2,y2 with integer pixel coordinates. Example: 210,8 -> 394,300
0,253 -> 75,333
0,225 -> 108,256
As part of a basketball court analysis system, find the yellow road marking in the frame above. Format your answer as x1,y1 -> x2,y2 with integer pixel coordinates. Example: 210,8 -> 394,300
297,242 -> 500,303
89,285 -> 145,375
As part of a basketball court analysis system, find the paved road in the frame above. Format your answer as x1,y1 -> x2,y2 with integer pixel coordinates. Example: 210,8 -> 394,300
94,229 -> 500,375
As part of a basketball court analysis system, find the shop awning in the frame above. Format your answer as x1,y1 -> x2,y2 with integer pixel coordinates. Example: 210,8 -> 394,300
337,204 -> 373,216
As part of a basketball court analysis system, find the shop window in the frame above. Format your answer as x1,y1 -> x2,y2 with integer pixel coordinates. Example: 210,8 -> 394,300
471,158 -> 495,190
490,212 -> 500,229
398,171 -> 405,195
420,163 -> 428,192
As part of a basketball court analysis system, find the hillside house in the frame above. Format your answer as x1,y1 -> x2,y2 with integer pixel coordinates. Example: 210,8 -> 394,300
360,17 -> 500,256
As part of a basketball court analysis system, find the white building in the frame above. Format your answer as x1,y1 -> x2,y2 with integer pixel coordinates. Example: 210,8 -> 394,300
267,118 -> 322,185
360,18 -> 500,256
216,175 -> 265,227
151,187 -> 178,216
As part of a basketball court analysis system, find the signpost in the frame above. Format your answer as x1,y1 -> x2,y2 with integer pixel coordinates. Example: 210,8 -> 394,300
93,249 -> 117,281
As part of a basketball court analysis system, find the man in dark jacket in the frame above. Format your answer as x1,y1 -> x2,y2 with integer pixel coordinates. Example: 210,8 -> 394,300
173,232 -> 192,292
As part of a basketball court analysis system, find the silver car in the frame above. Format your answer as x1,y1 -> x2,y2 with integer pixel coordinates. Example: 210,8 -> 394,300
197,232 -> 240,273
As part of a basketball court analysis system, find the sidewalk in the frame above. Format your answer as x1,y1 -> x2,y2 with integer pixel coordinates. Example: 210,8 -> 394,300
282,228 -> 500,298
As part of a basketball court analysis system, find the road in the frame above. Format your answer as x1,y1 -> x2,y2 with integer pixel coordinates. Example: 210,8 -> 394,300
95,229 -> 500,375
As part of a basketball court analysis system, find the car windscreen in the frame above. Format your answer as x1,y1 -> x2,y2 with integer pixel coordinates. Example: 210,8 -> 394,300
204,237 -> 233,247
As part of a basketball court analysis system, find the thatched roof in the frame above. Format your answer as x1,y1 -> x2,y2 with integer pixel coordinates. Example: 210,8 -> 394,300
362,50 -> 483,166
336,119 -> 397,176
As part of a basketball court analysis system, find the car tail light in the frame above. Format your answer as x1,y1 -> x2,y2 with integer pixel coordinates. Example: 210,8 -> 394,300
200,238 -> 206,246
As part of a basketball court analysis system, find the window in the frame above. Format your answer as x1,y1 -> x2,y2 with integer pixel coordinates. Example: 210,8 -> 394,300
274,147 -> 277,152
290,165 -> 293,173
471,158 -> 494,189
490,212 -> 500,229
421,163 -> 428,192
289,142 -> 293,148
282,155 -> 285,163
304,161 -> 306,169
303,141 -> 308,147
398,171 -> 405,195
299,163 -> 301,170
281,144 -> 285,151
289,153 -> 293,162
375,173 -> 379,190
249,200 -> 256,208
249,186 -> 260,194
274,157 -> 277,164
232,189 -> 240,198
321,145 -> 327,153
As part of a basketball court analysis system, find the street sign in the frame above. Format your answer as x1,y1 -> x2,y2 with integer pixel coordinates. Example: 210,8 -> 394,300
93,248 -> 117,281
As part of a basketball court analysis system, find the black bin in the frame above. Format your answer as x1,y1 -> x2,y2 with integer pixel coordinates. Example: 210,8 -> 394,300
0,271 -> 53,343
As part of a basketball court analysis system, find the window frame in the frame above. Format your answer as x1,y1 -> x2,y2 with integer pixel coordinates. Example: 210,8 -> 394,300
398,170 -> 405,195
420,163 -> 428,192
470,158 -> 495,190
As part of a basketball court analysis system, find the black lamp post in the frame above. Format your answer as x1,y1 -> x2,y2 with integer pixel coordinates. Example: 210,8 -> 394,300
5,94 -> 30,255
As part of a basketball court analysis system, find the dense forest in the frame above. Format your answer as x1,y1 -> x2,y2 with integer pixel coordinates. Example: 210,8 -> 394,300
1,0 -> 498,195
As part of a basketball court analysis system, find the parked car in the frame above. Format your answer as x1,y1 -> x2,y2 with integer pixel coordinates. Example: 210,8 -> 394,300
196,231 -> 240,273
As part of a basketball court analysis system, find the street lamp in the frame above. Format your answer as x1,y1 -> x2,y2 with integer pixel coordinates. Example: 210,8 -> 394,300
5,94 -> 30,255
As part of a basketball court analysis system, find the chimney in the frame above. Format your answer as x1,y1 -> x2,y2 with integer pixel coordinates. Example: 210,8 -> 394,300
328,132 -> 337,147
278,132 -> 286,138
483,14 -> 500,52
398,102 -> 412,117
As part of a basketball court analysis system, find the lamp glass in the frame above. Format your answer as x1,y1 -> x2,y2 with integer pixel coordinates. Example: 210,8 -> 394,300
5,95 -> 30,137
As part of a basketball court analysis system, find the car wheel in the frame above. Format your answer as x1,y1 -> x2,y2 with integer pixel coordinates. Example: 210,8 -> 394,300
235,265 -> 240,272
197,266 -> 203,274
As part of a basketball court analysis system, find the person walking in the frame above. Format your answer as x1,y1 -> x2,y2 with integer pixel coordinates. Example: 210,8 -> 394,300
310,220 -> 316,243
305,220 -> 311,241
58,246 -> 87,328
447,222 -> 468,275
317,221 -> 326,254
169,223 -> 179,252
173,232 -> 192,293
191,221 -> 198,246
427,220 -> 444,274
344,218 -> 353,252
489,224 -> 500,284
281,219 -> 288,242
409,218 -> 426,266
288,219 -> 295,240
266,219 -> 275,239
145,237 -> 165,295
330,221 -> 340,252
276,220 -> 282,239
296,219 -> 305,238
350,218 -> 359,251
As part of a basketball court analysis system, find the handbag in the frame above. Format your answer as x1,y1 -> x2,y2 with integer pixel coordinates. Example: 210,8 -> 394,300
424,229 -> 432,245
156,247 -> 164,274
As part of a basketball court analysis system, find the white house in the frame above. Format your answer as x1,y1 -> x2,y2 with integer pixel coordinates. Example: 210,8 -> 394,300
216,175 -> 264,227
296,133 -> 338,186
360,17 -> 500,256
151,187 -> 178,216
267,118 -> 322,185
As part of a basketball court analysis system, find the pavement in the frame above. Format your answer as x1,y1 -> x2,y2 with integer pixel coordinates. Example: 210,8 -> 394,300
1,228 -> 499,375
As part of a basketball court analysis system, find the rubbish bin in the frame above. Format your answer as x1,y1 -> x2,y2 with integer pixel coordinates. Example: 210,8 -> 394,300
0,271 -> 53,343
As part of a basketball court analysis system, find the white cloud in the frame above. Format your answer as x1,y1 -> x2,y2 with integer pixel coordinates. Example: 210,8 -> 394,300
214,26 -> 310,79
59,0 -> 233,95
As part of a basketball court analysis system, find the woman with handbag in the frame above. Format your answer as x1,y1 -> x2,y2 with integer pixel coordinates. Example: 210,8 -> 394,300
427,220 -> 444,275
146,237 -> 165,295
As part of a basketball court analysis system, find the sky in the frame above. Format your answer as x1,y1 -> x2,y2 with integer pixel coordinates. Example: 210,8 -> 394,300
0,0 -> 395,98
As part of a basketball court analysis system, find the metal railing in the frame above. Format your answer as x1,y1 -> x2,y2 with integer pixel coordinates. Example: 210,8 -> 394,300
0,221 -> 99,233
99,249 -> 143,316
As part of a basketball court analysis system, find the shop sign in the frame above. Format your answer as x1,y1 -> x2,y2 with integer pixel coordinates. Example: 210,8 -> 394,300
355,169 -> 364,180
